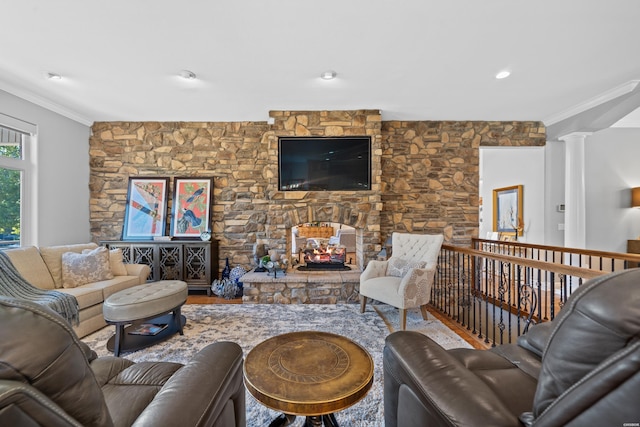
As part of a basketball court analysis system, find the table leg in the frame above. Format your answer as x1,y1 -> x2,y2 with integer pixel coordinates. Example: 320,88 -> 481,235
323,414 -> 339,426
114,323 -> 124,357
303,414 -> 338,427
174,307 -> 184,335
268,413 -> 296,427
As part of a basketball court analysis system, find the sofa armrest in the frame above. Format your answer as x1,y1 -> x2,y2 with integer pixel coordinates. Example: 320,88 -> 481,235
0,380 -> 84,427
124,263 -> 151,284
132,341 -> 245,427
517,320 -> 554,358
384,331 -> 530,427
360,260 -> 388,282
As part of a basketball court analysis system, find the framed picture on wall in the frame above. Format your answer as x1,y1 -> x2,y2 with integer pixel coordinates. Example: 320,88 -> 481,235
493,184 -> 523,236
170,177 -> 213,239
122,177 -> 170,240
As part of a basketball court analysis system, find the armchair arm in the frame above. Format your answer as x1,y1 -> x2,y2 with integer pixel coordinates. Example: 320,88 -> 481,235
360,260 -> 388,282
397,266 -> 436,306
0,380 -> 84,427
124,263 -> 151,284
132,341 -> 245,427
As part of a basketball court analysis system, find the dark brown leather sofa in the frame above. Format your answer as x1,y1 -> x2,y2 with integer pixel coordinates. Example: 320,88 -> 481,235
383,268 -> 640,427
0,296 -> 246,427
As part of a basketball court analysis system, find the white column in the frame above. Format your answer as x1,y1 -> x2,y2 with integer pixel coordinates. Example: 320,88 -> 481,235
559,132 -> 591,249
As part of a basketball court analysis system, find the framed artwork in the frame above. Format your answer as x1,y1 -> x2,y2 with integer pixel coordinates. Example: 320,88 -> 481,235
122,177 -> 169,240
171,177 -> 213,239
493,185 -> 523,236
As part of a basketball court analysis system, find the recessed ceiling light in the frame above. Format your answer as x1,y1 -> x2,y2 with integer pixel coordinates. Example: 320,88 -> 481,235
495,70 -> 511,79
179,70 -> 197,80
321,70 -> 337,80
46,72 -> 62,80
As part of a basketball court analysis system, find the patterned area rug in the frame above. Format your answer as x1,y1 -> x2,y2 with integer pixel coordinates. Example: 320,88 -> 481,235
83,303 -> 470,426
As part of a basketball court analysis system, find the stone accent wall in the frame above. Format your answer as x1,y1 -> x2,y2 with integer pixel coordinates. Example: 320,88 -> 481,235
380,121 -> 545,245
89,113 -> 545,275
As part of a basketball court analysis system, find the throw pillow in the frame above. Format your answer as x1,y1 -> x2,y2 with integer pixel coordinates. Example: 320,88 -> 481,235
108,248 -> 128,276
62,246 -> 114,288
386,257 -> 427,278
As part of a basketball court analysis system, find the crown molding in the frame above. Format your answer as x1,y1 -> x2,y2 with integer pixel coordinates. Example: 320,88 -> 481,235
0,81 -> 93,127
543,80 -> 640,126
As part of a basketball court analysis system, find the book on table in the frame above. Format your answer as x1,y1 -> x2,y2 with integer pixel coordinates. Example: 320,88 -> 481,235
128,323 -> 168,336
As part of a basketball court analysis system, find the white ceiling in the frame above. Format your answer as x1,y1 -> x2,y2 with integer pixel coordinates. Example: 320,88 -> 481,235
2,0 -> 640,128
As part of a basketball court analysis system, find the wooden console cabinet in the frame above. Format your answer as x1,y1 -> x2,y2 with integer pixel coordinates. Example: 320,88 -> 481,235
102,240 -> 218,295
298,226 -> 334,239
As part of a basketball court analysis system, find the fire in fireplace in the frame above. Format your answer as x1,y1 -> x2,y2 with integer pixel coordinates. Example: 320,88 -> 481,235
299,244 -> 350,270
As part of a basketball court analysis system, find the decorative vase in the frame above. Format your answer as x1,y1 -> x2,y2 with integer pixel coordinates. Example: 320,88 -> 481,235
230,265 -> 247,297
222,257 -> 231,279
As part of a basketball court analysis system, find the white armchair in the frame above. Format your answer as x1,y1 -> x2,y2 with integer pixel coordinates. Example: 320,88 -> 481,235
359,232 -> 444,330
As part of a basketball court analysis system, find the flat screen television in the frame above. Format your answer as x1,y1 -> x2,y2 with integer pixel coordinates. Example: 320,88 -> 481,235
278,137 -> 371,191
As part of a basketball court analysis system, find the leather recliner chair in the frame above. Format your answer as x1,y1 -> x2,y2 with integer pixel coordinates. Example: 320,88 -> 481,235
383,268 -> 640,427
0,296 -> 246,427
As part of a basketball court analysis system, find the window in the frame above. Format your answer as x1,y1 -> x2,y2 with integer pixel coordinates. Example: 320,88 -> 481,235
0,114 -> 36,249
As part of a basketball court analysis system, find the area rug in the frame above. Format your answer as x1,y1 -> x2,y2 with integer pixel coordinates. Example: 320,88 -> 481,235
83,303 -> 470,426
372,304 -> 473,350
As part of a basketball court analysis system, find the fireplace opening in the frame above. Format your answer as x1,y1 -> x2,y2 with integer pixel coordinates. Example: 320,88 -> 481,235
298,244 -> 351,271
291,223 -> 357,271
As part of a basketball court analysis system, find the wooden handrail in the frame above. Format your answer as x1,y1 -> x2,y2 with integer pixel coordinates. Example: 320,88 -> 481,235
472,238 -> 640,263
442,244 -> 608,280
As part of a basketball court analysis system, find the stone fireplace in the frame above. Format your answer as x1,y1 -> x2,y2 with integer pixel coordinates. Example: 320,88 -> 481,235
256,110 -> 384,272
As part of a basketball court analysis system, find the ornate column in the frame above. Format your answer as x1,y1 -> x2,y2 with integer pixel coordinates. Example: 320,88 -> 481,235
559,132 -> 592,249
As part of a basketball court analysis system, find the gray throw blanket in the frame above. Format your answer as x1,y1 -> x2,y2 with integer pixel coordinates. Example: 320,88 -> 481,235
0,251 -> 79,325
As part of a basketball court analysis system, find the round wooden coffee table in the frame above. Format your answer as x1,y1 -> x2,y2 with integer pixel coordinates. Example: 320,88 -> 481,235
243,331 -> 373,427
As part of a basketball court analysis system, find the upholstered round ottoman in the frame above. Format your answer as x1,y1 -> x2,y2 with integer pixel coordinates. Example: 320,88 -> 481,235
103,280 -> 188,356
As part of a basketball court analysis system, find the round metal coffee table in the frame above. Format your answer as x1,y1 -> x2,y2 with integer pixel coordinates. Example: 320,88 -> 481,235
243,331 -> 373,427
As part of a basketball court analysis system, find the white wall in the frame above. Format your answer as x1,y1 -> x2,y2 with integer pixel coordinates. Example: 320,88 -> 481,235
544,140 -> 566,247
480,146 -> 546,244
585,128 -> 640,252
1,90 -> 91,246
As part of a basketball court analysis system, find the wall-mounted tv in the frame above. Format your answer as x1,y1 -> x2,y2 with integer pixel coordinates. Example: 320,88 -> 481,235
278,137 -> 371,191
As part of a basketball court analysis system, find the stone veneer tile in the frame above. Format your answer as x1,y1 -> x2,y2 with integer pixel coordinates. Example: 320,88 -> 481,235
89,113 -> 546,295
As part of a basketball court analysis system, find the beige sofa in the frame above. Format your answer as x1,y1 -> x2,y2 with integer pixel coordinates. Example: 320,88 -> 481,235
5,243 -> 150,338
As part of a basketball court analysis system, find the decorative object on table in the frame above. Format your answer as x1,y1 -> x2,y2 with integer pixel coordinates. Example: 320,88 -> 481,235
171,177 -> 213,239
122,177 -> 170,240
265,257 -> 288,278
199,230 -> 211,241
211,278 -> 239,299
221,257 -> 231,279
493,184 -> 524,240
229,265 -> 247,297
253,243 -> 268,272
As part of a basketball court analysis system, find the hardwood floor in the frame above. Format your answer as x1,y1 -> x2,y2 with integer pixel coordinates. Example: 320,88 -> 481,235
186,293 -> 242,304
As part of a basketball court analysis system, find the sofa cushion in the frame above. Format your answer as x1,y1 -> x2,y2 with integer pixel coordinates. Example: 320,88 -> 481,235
109,248 -> 128,276
57,286 -> 104,310
61,247 -> 113,288
40,243 -> 99,288
4,246 -> 56,290
84,275 -> 144,301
